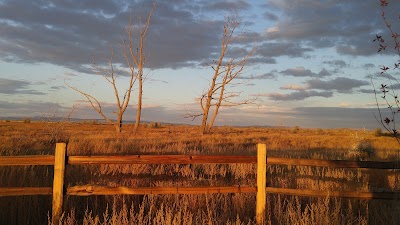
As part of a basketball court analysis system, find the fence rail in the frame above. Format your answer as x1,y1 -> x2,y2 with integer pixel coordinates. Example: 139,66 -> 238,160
0,187 -> 53,196
0,143 -> 399,224
2,155 -> 399,169
67,185 -> 257,196
0,155 -> 55,165
68,155 -> 257,164
267,157 -> 399,169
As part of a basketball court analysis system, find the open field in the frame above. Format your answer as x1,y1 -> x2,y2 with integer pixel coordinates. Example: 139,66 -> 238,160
0,121 -> 400,224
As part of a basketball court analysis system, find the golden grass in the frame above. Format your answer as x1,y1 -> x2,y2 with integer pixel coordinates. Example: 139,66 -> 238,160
0,121 -> 399,224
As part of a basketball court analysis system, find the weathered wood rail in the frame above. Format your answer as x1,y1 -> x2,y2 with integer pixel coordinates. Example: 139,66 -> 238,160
0,143 -> 399,224
2,155 -> 397,169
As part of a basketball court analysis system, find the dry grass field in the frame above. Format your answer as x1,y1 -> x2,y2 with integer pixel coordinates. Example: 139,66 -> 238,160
0,121 -> 399,225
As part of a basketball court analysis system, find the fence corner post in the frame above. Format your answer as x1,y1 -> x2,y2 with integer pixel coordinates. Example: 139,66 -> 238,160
52,143 -> 66,225
256,143 -> 267,225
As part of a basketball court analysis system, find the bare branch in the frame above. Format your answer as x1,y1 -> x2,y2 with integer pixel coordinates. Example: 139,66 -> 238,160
64,81 -> 114,125
193,16 -> 257,134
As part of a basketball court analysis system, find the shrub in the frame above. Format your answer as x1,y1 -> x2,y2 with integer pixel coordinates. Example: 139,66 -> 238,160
23,117 -> 31,123
291,126 -> 300,133
350,131 -> 375,158
353,139 -> 375,156
373,128 -> 383,137
148,122 -> 162,128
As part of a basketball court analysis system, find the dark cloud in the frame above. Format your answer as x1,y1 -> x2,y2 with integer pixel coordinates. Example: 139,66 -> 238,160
336,43 -> 377,56
262,76 -> 370,101
0,100 -> 69,118
246,57 -> 276,65
256,42 -> 313,58
366,72 -> 397,80
0,0 -> 397,74
238,71 -> 277,80
323,60 -> 348,68
0,0 -> 236,71
364,63 -> 375,69
280,67 -> 331,77
205,1 -> 251,11
265,90 -> 333,101
231,31 -> 263,44
0,78 -> 46,95
359,89 -> 376,94
293,107 -> 380,129
50,86 -> 65,90
4,0 -> 370,74
263,0 -> 390,56
263,11 -> 278,21
306,77 -> 369,93
389,83 -> 400,90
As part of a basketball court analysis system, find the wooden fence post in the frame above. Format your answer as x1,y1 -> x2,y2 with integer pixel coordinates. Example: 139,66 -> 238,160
52,143 -> 66,225
256,143 -> 267,225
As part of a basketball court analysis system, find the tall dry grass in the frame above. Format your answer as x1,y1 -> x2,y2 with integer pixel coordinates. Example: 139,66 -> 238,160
0,121 -> 399,224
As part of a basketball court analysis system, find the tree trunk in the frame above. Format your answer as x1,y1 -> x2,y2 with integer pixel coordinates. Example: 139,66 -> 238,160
115,116 -> 122,133
200,112 -> 209,135
134,75 -> 143,133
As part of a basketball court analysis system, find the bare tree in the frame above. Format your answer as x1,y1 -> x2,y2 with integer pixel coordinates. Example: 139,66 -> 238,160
66,3 -> 156,133
122,2 -> 156,133
187,17 -> 256,134
372,0 -> 400,144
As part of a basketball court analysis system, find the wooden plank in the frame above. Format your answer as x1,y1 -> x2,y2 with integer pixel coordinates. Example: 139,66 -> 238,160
65,185 -> 400,200
0,187 -> 52,196
267,157 -> 400,169
67,185 -> 257,196
52,143 -> 66,225
256,143 -> 267,225
68,155 -> 257,165
0,156 -> 55,166
265,187 -> 400,200
68,155 -> 399,169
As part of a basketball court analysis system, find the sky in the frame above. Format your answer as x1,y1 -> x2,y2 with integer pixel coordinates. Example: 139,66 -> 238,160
0,0 -> 399,129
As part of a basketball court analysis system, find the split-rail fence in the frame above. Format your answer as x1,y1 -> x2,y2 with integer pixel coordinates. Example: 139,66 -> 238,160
0,143 -> 399,225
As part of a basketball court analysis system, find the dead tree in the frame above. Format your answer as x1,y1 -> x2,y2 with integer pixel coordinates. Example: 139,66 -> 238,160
187,17 -> 256,134
66,3 -> 156,133
122,2 -> 156,133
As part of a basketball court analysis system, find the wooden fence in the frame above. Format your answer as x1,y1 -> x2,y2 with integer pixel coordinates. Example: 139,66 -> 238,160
0,143 -> 399,224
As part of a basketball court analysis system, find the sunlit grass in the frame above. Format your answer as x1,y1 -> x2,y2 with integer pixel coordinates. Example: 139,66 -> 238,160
0,121 -> 399,224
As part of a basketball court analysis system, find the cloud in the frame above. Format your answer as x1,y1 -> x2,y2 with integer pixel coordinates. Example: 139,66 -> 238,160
280,84 -> 306,91
364,63 -> 375,69
262,76 -> 370,101
263,0 -> 390,56
359,89 -> 376,94
238,71 -> 277,80
366,72 -> 397,80
306,77 -> 369,93
389,83 -> 400,90
205,1 -> 251,11
246,57 -> 276,65
0,0 -> 282,72
323,60 -> 348,68
256,42 -> 313,58
232,31 -> 263,44
263,11 -> 278,21
0,78 -> 45,95
50,86 -> 66,90
336,44 -> 376,56
265,90 -> 333,101
292,107 -> 381,129
0,100 -> 68,117
280,67 -> 331,77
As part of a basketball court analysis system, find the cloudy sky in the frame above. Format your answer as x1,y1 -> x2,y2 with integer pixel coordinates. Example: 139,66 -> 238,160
1,0 -> 399,129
